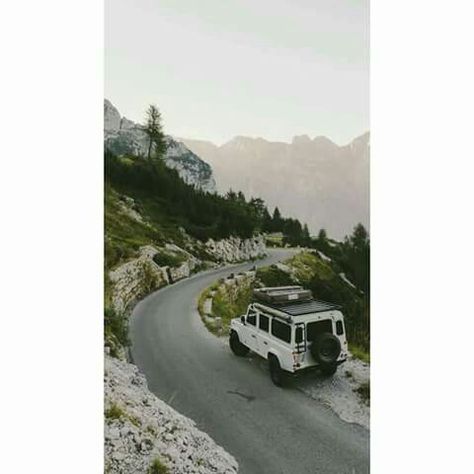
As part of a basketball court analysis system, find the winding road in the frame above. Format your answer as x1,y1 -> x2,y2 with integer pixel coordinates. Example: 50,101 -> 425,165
130,249 -> 369,474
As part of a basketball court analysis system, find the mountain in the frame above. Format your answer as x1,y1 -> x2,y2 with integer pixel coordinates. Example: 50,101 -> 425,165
104,99 -> 216,193
181,133 -> 369,239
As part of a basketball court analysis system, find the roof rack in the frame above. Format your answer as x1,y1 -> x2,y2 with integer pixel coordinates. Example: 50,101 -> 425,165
252,286 -> 341,318
253,286 -> 313,305
265,299 -> 342,316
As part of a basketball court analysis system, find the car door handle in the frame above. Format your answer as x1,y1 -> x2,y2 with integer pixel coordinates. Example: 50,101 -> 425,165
251,334 -> 256,338
263,341 -> 268,345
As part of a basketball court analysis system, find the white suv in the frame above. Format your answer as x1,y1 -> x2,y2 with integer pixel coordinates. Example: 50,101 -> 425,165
229,286 -> 348,386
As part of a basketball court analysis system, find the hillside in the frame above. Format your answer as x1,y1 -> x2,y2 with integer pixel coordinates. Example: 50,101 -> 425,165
181,133 -> 369,239
105,99 -> 216,193
200,249 -> 369,357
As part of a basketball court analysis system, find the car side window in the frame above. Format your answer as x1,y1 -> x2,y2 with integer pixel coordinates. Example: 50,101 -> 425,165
247,310 -> 256,326
259,314 -> 269,332
271,319 -> 291,343
336,320 -> 344,335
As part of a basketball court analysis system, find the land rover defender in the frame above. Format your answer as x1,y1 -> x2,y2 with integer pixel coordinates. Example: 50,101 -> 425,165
229,286 -> 348,386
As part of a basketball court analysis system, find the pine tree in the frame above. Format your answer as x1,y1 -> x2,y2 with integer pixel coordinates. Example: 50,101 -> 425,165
144,104 -> 167,161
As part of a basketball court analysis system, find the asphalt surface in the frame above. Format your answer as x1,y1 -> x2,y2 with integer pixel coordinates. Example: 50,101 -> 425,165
130,249 -> 369,474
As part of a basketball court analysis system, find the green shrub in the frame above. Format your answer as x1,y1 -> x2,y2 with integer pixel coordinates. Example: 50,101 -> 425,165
256,265 -> 294,287
198,281 -> 253,335
105,403 -> 141,426
152,250 -> 185,268
104,307 -> 129,356
349,343 -> 370,363
105,403 -> 125,421
148,458 -> 169,474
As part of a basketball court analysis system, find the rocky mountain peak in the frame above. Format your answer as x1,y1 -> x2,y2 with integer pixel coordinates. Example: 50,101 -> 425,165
104,99 -> 216,193
292,134 -> 312,145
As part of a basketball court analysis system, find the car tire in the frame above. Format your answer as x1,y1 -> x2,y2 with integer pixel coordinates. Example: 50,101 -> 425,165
320,363 -> 338,376
269,355 -> 286,387
310,332 -> 341,365
229,331 -> 249,357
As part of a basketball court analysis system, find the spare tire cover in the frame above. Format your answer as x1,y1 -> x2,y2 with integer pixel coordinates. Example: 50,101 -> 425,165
310,333 -> 341,364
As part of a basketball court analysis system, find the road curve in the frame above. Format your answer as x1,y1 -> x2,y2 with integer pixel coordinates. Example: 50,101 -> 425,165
130,249 -> 369,474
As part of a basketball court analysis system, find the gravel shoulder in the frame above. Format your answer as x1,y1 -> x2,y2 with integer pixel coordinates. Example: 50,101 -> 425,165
296,354 -> 370,429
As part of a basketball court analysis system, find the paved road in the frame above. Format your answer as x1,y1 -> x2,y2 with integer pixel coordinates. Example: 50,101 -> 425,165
130,249 -> 369,474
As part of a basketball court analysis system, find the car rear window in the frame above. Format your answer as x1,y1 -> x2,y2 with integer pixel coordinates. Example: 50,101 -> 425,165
271,319 -> 291,343
306,319 -> 333,341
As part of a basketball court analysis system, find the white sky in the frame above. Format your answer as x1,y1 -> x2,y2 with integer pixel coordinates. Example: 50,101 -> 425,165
105,0 -> 369,145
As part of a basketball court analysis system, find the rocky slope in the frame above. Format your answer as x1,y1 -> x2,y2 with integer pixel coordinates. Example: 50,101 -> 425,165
181,133 -> 369,239
104,355 -> 238,474
104,99 -> 216,193
205,235 -> 265,263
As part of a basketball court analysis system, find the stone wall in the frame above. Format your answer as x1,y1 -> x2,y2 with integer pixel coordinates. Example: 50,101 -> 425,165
200,270 -> 256,335
108,246 -> 169,314
108,244 -> 204,314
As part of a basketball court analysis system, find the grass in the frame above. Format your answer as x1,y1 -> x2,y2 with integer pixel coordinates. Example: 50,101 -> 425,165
255,265 -> 294,287
105,187 -> 166,271
152,249 -> 186,268
104,403 -> 125,421
105,403 -> 141,427
148,458 -> 169,474
104,307 -> 130,357
198,277 -> 253,335
349,343 -> 370,364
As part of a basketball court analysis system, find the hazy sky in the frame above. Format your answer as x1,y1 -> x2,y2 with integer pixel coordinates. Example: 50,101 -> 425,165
105,0 -> 369,145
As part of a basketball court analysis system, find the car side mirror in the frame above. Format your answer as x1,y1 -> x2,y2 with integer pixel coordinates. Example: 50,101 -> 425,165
241,316 -> 246,325
295,327 -> 303,344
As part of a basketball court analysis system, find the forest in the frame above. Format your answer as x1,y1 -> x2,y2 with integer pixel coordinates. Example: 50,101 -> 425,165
105,150 -> 312,246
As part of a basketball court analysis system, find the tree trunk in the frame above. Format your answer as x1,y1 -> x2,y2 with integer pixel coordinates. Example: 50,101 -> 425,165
147,137 -> 152,160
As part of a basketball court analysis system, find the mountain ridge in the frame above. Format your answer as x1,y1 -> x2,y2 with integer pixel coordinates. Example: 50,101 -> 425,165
176,131 -> 368,150
181,132 -> 369,239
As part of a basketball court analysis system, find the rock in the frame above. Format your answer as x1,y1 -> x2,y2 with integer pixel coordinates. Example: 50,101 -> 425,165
113,451 -> 126,461
202,298 -> 213,315
275,262 -> 292,274
107,427 -> 120,440
108,245 -> 169,313
205,235 -> 266,263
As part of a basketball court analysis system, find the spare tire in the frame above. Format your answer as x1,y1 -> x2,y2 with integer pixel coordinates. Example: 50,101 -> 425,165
310,332 -> 341,364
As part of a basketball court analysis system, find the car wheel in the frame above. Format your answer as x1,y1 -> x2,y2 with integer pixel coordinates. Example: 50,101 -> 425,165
229,332 -> 249,357
269,356 -> 285,387
320,363 -> 337,376
310,333 -> 341,365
